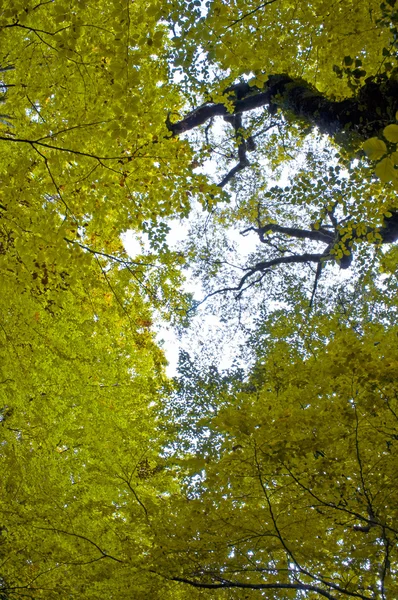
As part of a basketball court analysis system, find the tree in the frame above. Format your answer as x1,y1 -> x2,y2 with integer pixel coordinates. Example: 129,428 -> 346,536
0,3 -> 190,597
1,0 -> 397,298
0,0 -> 217,312
163,0 -> 398,306
178,143 -> 398,318
161,320 -> 398,599
0,0 -> 398,599
168,81 -> 398,311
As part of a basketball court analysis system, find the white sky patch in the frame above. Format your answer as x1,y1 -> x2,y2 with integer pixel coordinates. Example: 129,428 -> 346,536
121,230 -> 144,256
166,218 -> 189,248
122,213 -> 256,377
227,224 -> 259,257
122,222 -> 192,376
155,324 -> 180,376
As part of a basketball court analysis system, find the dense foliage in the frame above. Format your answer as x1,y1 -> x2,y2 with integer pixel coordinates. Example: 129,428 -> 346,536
1,0 -> 398,598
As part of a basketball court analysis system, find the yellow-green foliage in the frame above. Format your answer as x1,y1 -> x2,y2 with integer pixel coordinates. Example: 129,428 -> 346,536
0,0 -> 397,598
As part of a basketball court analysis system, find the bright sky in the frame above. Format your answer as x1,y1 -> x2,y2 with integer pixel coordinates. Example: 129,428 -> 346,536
121,122 -> 342,378
122,210 -> 260,377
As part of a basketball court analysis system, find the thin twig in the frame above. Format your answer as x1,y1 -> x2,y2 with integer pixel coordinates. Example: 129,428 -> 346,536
226,0 -> 279,28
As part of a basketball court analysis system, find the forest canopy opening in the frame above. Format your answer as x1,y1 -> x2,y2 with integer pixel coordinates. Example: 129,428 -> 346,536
0,0 -> 398,598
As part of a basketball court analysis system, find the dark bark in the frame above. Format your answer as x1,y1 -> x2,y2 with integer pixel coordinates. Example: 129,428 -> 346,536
168,74 -> 398,142
255,214 -> 398,247
244,212 -> 398,273
217,113 -> 250,187
248,252 -> 327,272
242,223 -> 334,244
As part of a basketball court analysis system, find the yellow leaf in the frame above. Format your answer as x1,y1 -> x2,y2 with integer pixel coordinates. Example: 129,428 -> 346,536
391,151 -> 398,165
375,157 -> 396,183
383,124 -> 398,143
362,137 -> 387,160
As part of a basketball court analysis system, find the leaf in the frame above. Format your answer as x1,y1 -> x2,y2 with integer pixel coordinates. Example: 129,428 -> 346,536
375,157 -> 396,182
383,124 -> 398,143
362,137 -> 387,160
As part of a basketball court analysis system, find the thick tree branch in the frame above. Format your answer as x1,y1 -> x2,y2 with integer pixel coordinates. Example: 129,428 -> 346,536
168,74 -> 398,191
218,113 -> 250,187
242,211 -> 398,274
168,75 -> 398,141
217,160 -> 248,187
191,252 -> 327,309
247,252 -> 326,275
172,75 -> 398,301
241,223 -> 334,244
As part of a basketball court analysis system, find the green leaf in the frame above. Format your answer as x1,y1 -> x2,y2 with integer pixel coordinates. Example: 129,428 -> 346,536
362,137 -> 387,160
352,68 -> 366,78
383,124 -> 398,143
375,157 -> 396,182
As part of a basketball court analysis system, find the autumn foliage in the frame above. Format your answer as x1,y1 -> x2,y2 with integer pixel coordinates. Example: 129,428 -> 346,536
0,0 -> 398,598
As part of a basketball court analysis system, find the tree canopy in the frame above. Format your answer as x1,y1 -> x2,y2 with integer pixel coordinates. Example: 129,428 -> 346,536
1,0 -> 398,598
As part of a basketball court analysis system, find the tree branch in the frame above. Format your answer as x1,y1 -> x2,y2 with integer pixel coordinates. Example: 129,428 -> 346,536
226,0 -> 279,28
170,576 -> 338,599
36,527 -> 124,563
217,113 -> 250,187
241,223 -> 334,244
245,252 -> 326,276
190,252 -> 327,310
168,75 -> 398,141
281,462 -> 397,536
